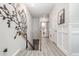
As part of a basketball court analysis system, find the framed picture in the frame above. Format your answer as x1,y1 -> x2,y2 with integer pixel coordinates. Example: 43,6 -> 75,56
58,8 -> 65,25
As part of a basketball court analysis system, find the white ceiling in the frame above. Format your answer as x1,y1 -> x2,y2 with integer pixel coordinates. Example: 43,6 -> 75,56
26,3 -> 55,18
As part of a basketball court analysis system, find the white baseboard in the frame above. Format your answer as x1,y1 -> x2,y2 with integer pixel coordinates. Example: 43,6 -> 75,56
49,39 -> 69,55
12,49 -> 21,56
57,45 -> 70,56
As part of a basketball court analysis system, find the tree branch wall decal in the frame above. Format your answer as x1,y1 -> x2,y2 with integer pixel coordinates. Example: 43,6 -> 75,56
0,3 -> 34,49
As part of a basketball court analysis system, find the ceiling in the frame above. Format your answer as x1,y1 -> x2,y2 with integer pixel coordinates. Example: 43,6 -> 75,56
26,3 -> 55,18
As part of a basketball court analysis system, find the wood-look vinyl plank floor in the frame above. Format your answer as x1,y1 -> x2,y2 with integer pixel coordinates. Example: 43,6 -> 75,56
16,38 -> 66,56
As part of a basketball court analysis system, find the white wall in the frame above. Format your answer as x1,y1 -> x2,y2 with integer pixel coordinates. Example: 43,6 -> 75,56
0,3 -> 32,55
49,3 -> 70,55
49,3 -> 79,56
69,3 -> 79,56
32,18 -> 40,39
25,5 -> 33,47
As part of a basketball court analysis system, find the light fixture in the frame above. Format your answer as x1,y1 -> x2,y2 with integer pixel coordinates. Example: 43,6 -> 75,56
42,23 -> 46,27
31,3 -> 35,7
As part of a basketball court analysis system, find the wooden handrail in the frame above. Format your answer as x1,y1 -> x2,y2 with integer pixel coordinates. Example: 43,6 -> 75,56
27,40 -> 34,49
21,32 -> 34,49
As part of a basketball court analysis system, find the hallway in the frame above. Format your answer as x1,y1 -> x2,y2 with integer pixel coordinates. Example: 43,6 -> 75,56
0,3 -> 79,56
16,38 -> 65,56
